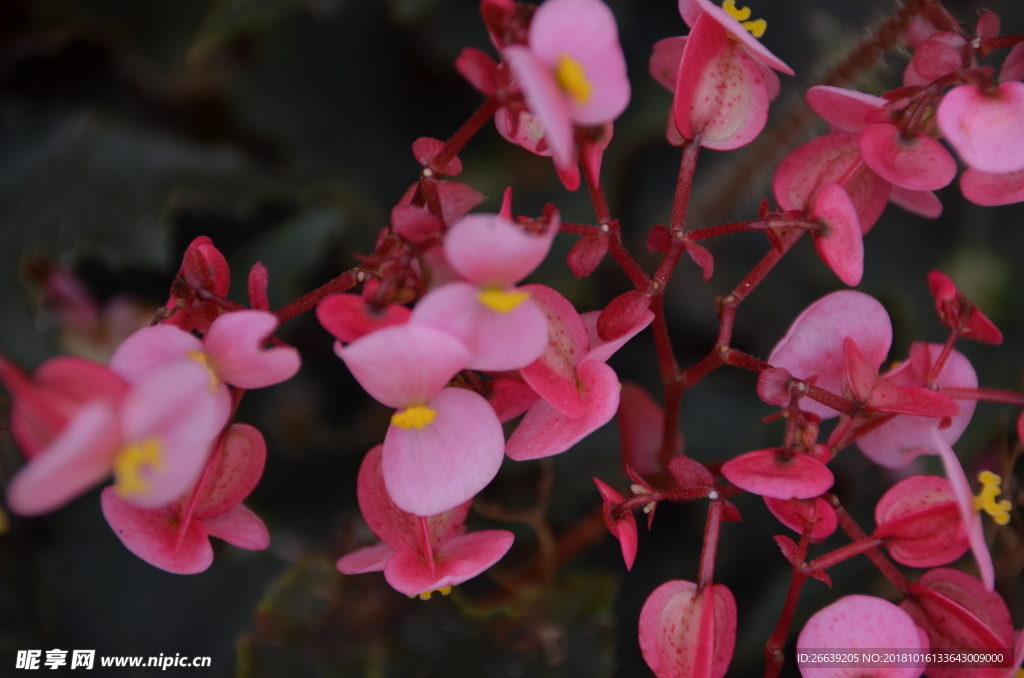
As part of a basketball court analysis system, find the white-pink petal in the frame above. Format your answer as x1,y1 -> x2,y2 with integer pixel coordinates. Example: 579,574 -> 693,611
444,213 -> 557,288
203,310 -> 300,389
109,324 -> 203,385
503,45 -> 575,170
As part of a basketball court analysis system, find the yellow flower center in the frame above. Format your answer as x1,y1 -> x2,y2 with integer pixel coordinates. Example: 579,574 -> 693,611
391,406 -> 438,430
114,438 -> 165,497
186,349 -> 220,392
974,471 -> 1012,526
478,288 -> 531,314
722,0 -> 767,38
408,585 -> 452,600
555,54 -> 592,105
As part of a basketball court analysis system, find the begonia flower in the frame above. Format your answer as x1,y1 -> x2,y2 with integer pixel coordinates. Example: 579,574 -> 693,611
316,293 -> 412,345
797,595 -> 928,678
101,423 -> 270,574
411,209 -> 557,372
162,236 -> 231,335
873,475 -> 970,568
337,324 -> 504,516
337,445 -> 514,598
937,82 -> 1024,175
639,579 -> 737,678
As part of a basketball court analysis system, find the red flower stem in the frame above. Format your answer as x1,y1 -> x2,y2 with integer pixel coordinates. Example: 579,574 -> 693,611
804,535 -> 885,572
273,270 -> 361,323
686,220 -> 767,241
926,329 -> 960,385
697,499 -> 723,589
195,288 -> 248,313
830,495 -> 910,595
580,159 -> 651,290
427,97 -> 499,175
764,527 -> 812,678
723,349 -> 863,417
612,487 -> 715,517
559,221 -> 601,236
943,387 -> 1024,405
418,515 -> 437,576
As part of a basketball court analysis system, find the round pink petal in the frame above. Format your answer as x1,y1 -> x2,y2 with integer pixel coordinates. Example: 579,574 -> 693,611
769,290 -> 892,419
382,387 -> 504,516
100,487 -> 213,575
650,36 -> 687,91
764,497 -> 838,542
203,310 -> 300,388
337,542 -> 396,575
7,401 -> 120,516
338,323 -> 469,408
721,449 -> 834,499
506,359 -> 620,461
528,0 -> 630,125
874,475 -> 969,569
811,183 -> 864,286
937,82 -> 1024,174
678,0 -> 792,74
202,503 -> 270,550
859,123 -> 957,191
410,282 -> 549,372
806,86 -> 887,132
444,213 -> 557,288
960,167 -> 1024,206
797,595 -> 927,678
109,324 -> 203,384
503,45 -> 575,170
889,186 -> 943,218
383,529 -> 514,596
192,423 -> 267,521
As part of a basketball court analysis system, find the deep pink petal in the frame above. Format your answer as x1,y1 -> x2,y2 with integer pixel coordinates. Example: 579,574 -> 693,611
594,478 -> 638,570
811,183 -> 864,286
337,542 -> 395,574
938,83 -> 1024,174
806,85 -> 886,132
506,360 -> 619,461
1001,43 -> 1024,83
721,448 -> 834,499
764,497 -> 838,542
874,475 -> 969,569
617,381 -> 675,478
202,310 -> 300,389
488,377 -> 539,423
109,325 -> 203,384
503,45 -> 575,170
383,530 -> 513,596
383,388 -> 504,516
678,0 -> 792,74
444,213 -> 558,288
583,307 -> 654,364
859,123 -> 957,191
192,423 -> 267,521
202,503 -> 269,550
100,487 -> 213,575
410,282 -> 549,372
769,290 -> 892,419
960,167 -> 1024,206
650,36 -> 687,91
7,401 -> 120,516
904,32 -> 967,87
889,186 -> 943,218
338,323 -> 469,408
639,580 -> 737,678
518,284 -> 590,417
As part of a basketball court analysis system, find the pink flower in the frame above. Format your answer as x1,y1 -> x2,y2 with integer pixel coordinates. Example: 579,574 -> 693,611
337,445 -> 514,598
337,324 -> 504,516
937,82 -> 1024,174
501,0 -> 629,186
873,475 -> 970,569
100,423 -> 270,574
162,236 -> 231,334
797,595 -> 928,678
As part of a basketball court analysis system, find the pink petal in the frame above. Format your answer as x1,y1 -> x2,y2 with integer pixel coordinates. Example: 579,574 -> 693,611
639,579 -> 737,678
444,212 -> 558,288
505,360 -> 619,461
904,32 -> 967,87
806,85 -> 887,132
594,478 -> 638,570
109,324 -> 203,385
769,290 -> 892,419
528,0 -> 630,125
617,381 -> 676,478
203,503 -> 269,550
495,107 -> 552,157
316,293 -> 412,345
595,291 -> 652,342
650,36 -> 687,91
100,487 -> 213,575
674,14 -> 769,150
383,388 -> 505,516
889,186 -> 943,218
192,423 -> 266,521
960,167 -> 1024,206
455,46 -> 498,96
411,137 -> 462,176
566,235 -> 609,278
797,595 -> 927,678
721,448 -> 834,499
337,323 -> 469,408
1001,43 -> 1024,84
391,203 -> 444,242
874,475 -> 969,569
7,401 -> 120,516
679,0 -> 792,74
811,183 -> 864,286
488,377 -> 539,423
203,310 -> 300,389
410,282 -> 549,372
503,45 -> 575,170
336,542 -> 396,574
938,82 -> 1024,174
933,433 -> 994,590
383,529 -> 514,596
582,308 -> 655,364
764,497 -> 838,542
859,123 -> 957,191
518,284 -> 591,417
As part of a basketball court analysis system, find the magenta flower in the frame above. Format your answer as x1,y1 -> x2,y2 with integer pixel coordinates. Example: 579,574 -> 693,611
873,475 -> 970,568
501,0 -> 630,183
100,423 -> 270,574
797,595 -> 928,678
337,324 -> 504,516
411,209 -> 557,372
639,579 -> 737,678
337,445 -> 514,598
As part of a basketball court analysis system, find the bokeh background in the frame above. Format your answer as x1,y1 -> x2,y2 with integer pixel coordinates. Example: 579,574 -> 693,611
1,0 -> 1023,675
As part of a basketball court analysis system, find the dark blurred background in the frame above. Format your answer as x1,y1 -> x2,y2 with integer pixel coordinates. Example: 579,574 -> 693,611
1,0 -> 1023,675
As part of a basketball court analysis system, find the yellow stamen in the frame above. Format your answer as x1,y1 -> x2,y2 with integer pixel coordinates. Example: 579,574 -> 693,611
391,406 -> 437,430
555,54 -> 592,105
414,586 -> 452,600
478,288 -> 530,314
114,438 -> 165,497
974,471 -> 1012,526
722,1 -> 767,38
186,349 -> 220,392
